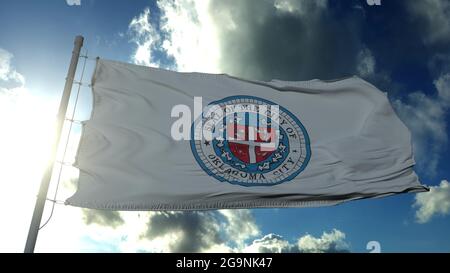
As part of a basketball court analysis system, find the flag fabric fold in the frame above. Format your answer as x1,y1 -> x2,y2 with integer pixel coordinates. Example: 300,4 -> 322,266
66,59 -> 427,210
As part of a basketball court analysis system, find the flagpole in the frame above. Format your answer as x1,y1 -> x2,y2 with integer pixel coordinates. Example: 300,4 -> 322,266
24,35 -> 84,253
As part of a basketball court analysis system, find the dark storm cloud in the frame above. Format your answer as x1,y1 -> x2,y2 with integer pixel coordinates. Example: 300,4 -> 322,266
83,209 -> 124,228
139,211 -> 349,253
142,211 -> 224,252
202,0 -> 450,94
208,0 -> 365,81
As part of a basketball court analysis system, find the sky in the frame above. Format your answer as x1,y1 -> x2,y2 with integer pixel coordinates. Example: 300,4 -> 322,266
0,0 -> 449,253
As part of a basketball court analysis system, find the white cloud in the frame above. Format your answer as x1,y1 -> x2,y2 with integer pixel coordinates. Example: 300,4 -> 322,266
128,8 -> 160,67
393,95 -> 444,175
243,233 -> 292,253
297,229 -> 349,253
393,73 -> 450,176
434,73 -> 450,106
243,229 -> 350,253
406,0 -> 450,45
0,48 -> 25,92
414,180 -> 450,223
66,0 -> 81,6
128,0 -> 221,72
357,48 -> 376,78
158,0 -> 221,73
219,210 -> 260,248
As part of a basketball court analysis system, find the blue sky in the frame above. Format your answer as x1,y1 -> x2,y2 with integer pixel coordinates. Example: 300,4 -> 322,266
0,0 -> 449,253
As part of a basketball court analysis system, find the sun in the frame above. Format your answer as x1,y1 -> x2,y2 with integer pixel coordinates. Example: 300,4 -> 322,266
0,89 -> 58,251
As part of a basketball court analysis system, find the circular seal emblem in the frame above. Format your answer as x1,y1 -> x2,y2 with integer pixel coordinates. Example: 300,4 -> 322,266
190,96 -> 310,186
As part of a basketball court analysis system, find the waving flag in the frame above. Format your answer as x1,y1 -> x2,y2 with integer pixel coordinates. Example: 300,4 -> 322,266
66,59 -> 427,210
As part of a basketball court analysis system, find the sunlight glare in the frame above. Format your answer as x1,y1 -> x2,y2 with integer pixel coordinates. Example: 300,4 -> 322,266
0,88 -> 56,251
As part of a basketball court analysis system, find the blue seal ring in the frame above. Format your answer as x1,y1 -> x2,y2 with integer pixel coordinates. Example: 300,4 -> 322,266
190,95 -> 311,186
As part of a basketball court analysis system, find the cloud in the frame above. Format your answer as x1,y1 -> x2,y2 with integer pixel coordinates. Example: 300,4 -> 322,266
218,209 -> 259,247
357,47 -> 376,78
79,209 -> 257,252
434,73 -> 450,106
141,211 -> 228,252
128,0 -> 369,80
406,0 -> 450,46
80,207 -> 349,252
243,233 -> 293,253
273,0 -> 328,15
66,0 -> 81,6
208,0 -> 366,81
136,210 -> 258,252
297,229 -> 349,253
127,0 -> 448,86
82,209 -> 124,228
393,73 -> 450,176
243,229 -> 350,253
414,180 -> 450,223
128,8 -> 161,67
128,1 -> 220,72
0,48 -> 25,93
77,199 -> 342,253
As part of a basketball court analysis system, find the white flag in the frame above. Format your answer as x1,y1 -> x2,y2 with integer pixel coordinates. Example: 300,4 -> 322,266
66,59 -> 427,210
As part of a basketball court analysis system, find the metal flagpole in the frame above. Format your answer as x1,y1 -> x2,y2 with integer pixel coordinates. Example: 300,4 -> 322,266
24,35 -> 84,253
